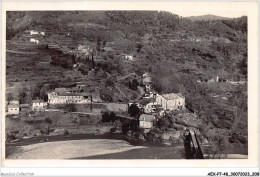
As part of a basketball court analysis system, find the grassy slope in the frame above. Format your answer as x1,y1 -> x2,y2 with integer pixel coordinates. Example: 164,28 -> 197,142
6,11 -> 248,154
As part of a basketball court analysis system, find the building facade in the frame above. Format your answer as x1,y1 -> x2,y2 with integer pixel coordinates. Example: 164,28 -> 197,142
7,104 -> 20,115
156,93 -> 185,111
32,100 -> 47,111
143,102 -> 157,114
47,92 -> 101,104
139,114 -> 156,129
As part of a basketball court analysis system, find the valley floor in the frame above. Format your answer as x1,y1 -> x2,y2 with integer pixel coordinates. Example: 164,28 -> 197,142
6,135 -> 184,159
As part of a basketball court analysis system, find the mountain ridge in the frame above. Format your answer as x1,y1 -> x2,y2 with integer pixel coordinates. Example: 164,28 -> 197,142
186,14 -> 233,21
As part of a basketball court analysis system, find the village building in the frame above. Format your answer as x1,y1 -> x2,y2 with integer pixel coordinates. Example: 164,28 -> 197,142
7,101 -> 20,115
32,100 -> 47,111
139,114 -> 156,130
30,38 -> 39,44
29,30 -> 39,35
143,102 -> 157,114
47,91 -> 101,104
122,54 -> 134,61
156,93 -> 185,111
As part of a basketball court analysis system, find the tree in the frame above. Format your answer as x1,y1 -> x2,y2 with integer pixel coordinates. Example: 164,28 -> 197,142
18,89 -> 27,104
72,54 -> 76,64
45,117 -> 53,135
6,93 -> 13,103
207,134 -> 227,159
65,103 -> 76,112
101,111 -> 117,123
96,38 -> 101,54
91,53 -> 95,69
129,119 -> 139,131
110,111 -> 116,122
128,103 -> 140,117
102,112 -> 110,123
129,78 -> 139,90
40,85 -> 49,101
102,40 -> 106,49
122,123 -> 130,135
136,43 -> 143,52
156,117 -> 171,130
105,77 -> 114,87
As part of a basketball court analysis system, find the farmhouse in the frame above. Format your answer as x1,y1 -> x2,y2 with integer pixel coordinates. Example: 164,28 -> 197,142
32,100 -> 47,111
7,102 -> 20,115
156,93 -> 185,111
139,114 -> 156,129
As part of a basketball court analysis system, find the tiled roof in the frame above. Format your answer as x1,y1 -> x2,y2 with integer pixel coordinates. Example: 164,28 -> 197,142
162,93 -> 184,100
32,100 -> 45,103
8,104 -> 19,108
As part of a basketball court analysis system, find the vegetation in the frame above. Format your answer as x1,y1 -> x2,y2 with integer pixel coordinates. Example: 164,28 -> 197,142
128,104 -> 140,117
101,111 -> 116,123
6,11 -> 248,154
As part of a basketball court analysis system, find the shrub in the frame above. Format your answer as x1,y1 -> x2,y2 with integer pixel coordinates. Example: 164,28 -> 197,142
110,127 -> 117,133
128,104 -> 140,117
156,117 -> 171,130
64,129 -> 69,135
130,119 -> 139,131
101,111 -> 117,123
122,123 -> 130,135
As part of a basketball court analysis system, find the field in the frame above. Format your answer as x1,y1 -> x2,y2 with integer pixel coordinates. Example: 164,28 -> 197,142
6,134 -> 184,159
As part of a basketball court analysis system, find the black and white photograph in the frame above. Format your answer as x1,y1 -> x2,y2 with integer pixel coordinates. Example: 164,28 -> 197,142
1,1 -> 259,175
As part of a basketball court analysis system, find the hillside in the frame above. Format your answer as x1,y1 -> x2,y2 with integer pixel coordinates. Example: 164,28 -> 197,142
6,11 -> 248,155
186,14 -> 231,21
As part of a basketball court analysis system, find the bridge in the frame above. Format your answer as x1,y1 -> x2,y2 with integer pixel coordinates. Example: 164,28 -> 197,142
184,129 -> 204,159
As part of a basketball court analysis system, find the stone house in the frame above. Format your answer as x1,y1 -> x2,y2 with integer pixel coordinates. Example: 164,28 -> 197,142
156,93 -> 185,111
139,114 -> 156,129
32,100 -> 47,111
143,102 -> 157,114
7,103 -> 20,115
29,30 -> 39,35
